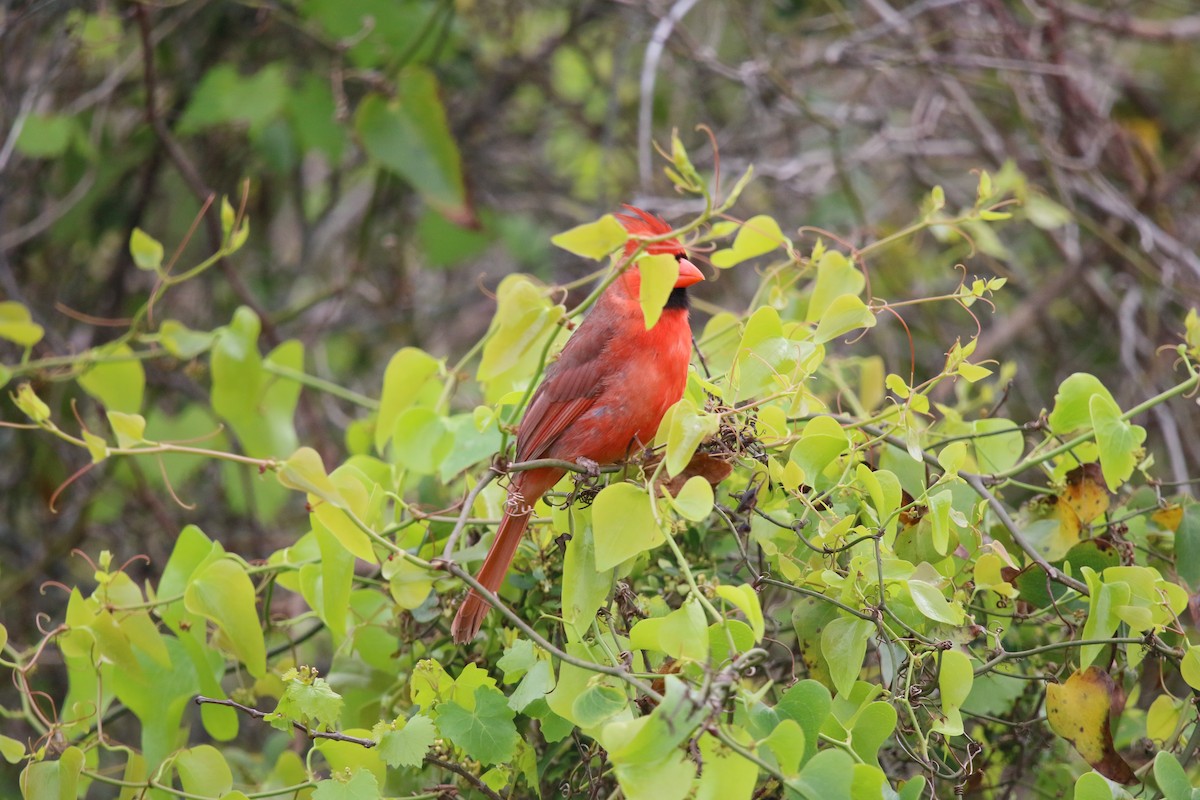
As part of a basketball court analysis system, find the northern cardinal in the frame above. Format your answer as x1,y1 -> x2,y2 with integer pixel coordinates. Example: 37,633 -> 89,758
451,207 -> 704,643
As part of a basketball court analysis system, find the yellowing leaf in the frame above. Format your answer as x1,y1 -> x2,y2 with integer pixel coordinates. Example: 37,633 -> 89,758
551,214 -> 629,259
1045,667 -> 1135,784
1061,463 -> 1110,525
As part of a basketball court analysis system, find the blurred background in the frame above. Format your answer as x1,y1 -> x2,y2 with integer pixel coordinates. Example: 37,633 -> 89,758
2,0 -> 1199,672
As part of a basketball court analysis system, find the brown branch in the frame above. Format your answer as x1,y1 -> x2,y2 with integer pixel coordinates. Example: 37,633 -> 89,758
133,3 -> 277,343
193,695 -> 374,747
1055,1 -> 1200,42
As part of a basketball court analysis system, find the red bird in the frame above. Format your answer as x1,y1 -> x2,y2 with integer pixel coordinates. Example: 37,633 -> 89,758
451,207 -> 704,643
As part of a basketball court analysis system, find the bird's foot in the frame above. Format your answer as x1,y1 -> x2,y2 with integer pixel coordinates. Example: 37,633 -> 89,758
575,457 -> 601,479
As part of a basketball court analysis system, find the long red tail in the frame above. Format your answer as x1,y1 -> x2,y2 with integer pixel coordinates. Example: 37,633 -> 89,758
451,469 -> 560,643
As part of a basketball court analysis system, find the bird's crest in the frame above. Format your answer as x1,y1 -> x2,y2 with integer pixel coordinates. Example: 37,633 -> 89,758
615,205 -> 684,256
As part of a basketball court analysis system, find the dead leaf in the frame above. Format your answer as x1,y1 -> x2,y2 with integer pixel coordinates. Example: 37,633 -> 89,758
1151,504 -> 1183,532
1061,463 -> 1111,526
1045,666 -> 1136,784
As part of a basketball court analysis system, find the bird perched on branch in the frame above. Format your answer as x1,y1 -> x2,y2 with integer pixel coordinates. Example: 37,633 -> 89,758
451,207 -> 704,643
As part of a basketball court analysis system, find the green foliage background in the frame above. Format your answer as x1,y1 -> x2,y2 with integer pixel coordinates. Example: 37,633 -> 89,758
2,2 -> 1200,799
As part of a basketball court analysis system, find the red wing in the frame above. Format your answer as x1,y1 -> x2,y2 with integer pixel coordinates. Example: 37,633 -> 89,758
515,314 -> 614,462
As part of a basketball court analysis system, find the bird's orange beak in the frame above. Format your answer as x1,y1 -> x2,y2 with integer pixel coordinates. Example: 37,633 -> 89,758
675,257 -> 705,288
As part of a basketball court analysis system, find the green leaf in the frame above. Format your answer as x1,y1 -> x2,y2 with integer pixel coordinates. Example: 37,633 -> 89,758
820,616 -> 874,697
159,320 -> 216,360
1072,771 -> 1113,800
550,214 -> 628,259
0,734 -> 23,764
972,418 -> 1024,474
178,63 -> 288,135
1047,373 -> 1115,435
669,476 -> 715,522
790,748 -> 855,800
661,398 -> 720,478
12,382 -> 50,423
907,579 -> 965,625
273,667 -> 344,729
175,745 -> 233,797
19,746 -> 83,800
476,275 -> 567,402
436,686 -> 520,765
411,659 -> 454,709
775,680 -> 832,767
1176,505 -> 1200,591
356,70 -> 473,224
311,769 -> 380,800
1089,393 -> 1145,491
610,748 -> 695,800
931,650 -> 973,736
710,215 -> 788,268
715,584 -> 765,641
211,307 -> 302,458
1182,646 -> 1200,692
592,482 -> 664,571
559,507 -> 612,640
129,228 -> 164,272
806,250 -> 865,323
183,558 -> 266,678
791,416 -> 849,483
277,446 -> 342,506
1153,751 -> 1194,800
1080,568 -> 1131,669
383,555 -> 434,610
106,411 -> 147,448
638,253 -> 680,330
571,682 -> 628,728
848,702 -> 897,768
631,598 -> 709,661
391,407 -> 453,474
377,715 -> 436,769
0,301 -> 44,347
14,113 -> 77,158
763,719 -> 804,775
695,730 -> 758,800
375,347 -> 441,453
1025,194 -> 1073,229
813,294 -> 876,344
78,343 -> 144,413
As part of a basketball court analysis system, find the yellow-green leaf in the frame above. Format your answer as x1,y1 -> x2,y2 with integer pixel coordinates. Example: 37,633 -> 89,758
592,482 -> 664,571
551,214 -> 629,259
184,558 -> 266,678
0,301 -> 44,347
638,253 -> 679,330
129,227 -> 164,272
715,583 -> 764,641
